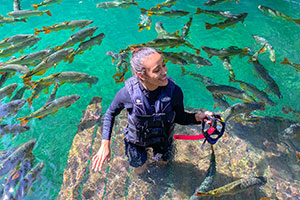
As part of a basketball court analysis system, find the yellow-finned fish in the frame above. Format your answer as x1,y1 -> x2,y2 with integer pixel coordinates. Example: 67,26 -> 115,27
7,9 -> 52,18
32,0 -> 63,10
96,1 -> 138,9
0,99 -> 27,119
196,177 -> 267,197
22,48 -> 74,82
0,37 -> 41,57
205,12 -> 248,29
31,71 -> 98,88
252,35 -> 276,63
147,9 -> 190,18
156,0 -> 177,9
0,64 -> 30,74
5,49 -> 52,66
204,0 -> 239,7
0,16 -> 26,26
202,46 -> 249,58
34,20 -> 93,35
54,26 -> 98,50
0,83 -> 18,100
138,14 -> 152,32
68,33 -> 105,63
280,57 -> 300,72
258,5 -> 300,25
195,7 -> 235,19
131,38 -> 201,55
17,95 -> 80,125
0,34 -> 35,49
26,84 -> 50,107
155,22 -> 181,39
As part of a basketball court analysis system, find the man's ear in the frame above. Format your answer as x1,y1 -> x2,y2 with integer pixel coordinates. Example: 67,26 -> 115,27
136,72 -> 145,81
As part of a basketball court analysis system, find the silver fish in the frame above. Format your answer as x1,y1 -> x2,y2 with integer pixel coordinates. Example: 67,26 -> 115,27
7,10 -> 52,18
0,139 -> 36,177
0,124 -> 30,137
0,34 -> 35,49
14,161 -> 44,200
0,83 -> 18,100
32,0 -> 63,10
6,49 -> 52,66
0,37 -> 41,57
0,64 -> 30,74
0,99 -> 26,119
252,35 -> 276,63
155,22 -> 181,39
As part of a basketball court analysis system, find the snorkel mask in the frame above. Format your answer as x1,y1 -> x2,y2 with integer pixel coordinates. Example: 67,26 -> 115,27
201,115 -> 225,146
173,114 -> 225,146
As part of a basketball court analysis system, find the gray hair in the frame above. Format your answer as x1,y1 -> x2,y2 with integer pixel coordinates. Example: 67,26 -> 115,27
130,47 -> 157,75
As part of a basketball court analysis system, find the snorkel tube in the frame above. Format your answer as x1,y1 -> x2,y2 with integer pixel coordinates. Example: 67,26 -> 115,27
173,114 -> 225,147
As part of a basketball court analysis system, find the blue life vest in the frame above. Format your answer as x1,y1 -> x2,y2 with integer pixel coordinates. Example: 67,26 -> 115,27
124,76 -> 176,147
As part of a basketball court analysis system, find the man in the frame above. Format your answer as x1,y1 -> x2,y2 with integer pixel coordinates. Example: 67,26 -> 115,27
92,47 -> 213,174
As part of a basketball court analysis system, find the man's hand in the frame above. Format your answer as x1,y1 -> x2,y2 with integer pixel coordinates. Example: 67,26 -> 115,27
195,111 -> 214,122
91,139 -> 111,171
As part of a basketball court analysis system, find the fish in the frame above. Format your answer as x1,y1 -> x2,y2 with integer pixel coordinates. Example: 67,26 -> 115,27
147,9 -> 190,18
181,67 -> 216,86
249,54 -> 282,99
0,37 -> 41,57
7,9 -> 52,18
140,7 -> 165,15
31,71 -> 98,88
181,16 -> 193,38
32,0 -> 63,10
0,83 -> 18,100
221,56 -> 235,78
196,177 -> 267,197
0,124 -> 30,138
54,26 -> 98,50
0,64 -> 30,74
206,85 -> 256,102
11,85 -> 31,101
0,146 -> 19,162
252,35 -> 276,63
204,0 -> 239,7
0,16 -> 26,26
174,51 -> 212,67
160,52 -> 188,66
0,34 -> 36,49
26,84 -> 50,107
96,1 -> 138,9
280,57 -> 300,72
131,38 -> 201,55
223,102 -> 265,122
14,161 -> 44,200
1,156 -> 34,200
195,7 -> 235,19
0,139 -> 36,177
17,95 -> 80,125
68,33 -> 105,63
155,22 -> 181,39
0,99 -> 27,119
202,46 -> 249,59
156,0 -> 177,9
34,20 -> 93,35
190,145 -> 216,200
22,48 -> 74,81
229,76 -> 276,106
138,14 -> 152,32
211,93 -> 230,111
13,0 -> 22,11
5,49 -> 52,66
205,12 -> 248,29
106,50 -> 130,72
258,5 -> 300,25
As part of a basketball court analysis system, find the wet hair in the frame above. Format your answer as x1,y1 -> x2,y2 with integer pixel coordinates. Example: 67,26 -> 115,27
130,47 -> 157,76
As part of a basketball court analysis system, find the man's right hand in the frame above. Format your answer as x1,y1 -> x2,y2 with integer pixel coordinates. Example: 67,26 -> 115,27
91,139 -> 111,171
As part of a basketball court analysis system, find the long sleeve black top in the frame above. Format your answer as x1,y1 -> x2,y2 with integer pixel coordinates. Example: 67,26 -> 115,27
102,82 -> 199,140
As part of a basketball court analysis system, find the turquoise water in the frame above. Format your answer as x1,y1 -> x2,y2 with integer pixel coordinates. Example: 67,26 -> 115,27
0,0 -> 300,199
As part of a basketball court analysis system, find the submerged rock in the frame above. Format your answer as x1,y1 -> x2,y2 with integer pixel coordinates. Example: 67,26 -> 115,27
58,106 -> 300,200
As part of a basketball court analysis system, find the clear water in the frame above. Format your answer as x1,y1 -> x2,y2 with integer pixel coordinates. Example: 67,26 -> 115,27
0,0 -> 299,199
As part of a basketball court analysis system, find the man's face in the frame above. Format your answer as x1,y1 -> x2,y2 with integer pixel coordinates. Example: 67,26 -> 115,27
139,52 -> 168,90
